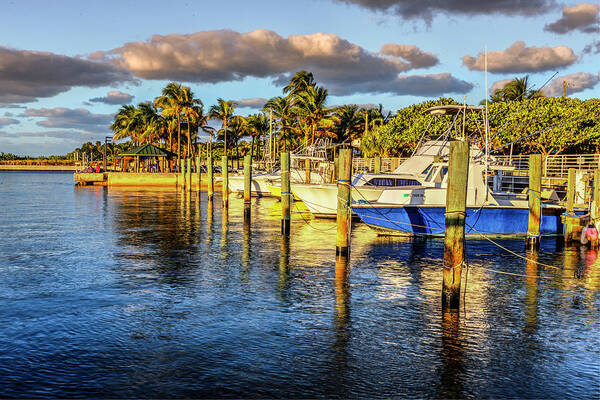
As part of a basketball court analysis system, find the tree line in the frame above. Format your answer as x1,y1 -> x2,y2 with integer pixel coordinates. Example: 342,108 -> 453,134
107,71 -> 391,163
361,95 -> 600,157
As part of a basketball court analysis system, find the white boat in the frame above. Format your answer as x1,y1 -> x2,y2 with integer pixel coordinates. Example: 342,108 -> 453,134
228,164 -> 328,196
291,140 -> 446,218
352,105 -> 564,237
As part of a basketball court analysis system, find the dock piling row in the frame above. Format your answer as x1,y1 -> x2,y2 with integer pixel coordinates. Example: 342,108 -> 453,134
281,152 -> 291,235
564,168 -> 576,243
526,154 -> 542,250
207,156 -> 214,201
222,156 -> 229,208
243,155 -> 251,221
336,148 -> 353,258
442,140 -> 469,309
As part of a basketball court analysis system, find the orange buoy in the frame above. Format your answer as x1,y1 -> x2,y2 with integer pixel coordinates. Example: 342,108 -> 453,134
586,225 -> 598,242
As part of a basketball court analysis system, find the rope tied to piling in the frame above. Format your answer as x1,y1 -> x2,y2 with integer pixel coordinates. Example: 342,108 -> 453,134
444,210 -> 467,218
444,260 -> 465,271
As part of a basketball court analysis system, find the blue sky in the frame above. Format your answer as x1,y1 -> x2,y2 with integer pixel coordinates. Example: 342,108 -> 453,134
0,0 -> 598,155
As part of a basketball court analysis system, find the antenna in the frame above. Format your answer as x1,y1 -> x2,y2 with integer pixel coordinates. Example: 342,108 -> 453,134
484,45 -> 490,201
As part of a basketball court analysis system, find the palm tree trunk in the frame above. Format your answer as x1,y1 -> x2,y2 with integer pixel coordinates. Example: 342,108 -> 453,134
251,136 -> 255,161
224,118 -> 228,156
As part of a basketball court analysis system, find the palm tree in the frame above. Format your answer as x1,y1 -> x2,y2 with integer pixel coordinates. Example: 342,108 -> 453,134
264,96 -> 295,151
138,102 -> 162,145
284,70 -> 316,97
209,98 -> 237,156
491,76 -> 544,102
180,87 -> 202,158
333,104 -> 363,143
293,85 -> 331,145
165,117 -> 178,153
246,113 -> 269,160
217,115 -> 246,168
111,105 -> 139,144
155,82 -> 186,162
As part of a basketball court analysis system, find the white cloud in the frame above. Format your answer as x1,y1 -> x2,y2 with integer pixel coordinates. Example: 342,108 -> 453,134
379,44 -> 438,68
490,78 -> 514,94
545,3 -> 599,34
100,29 -> 471,96
23,107 -> 113,131
89,90 -> 134,105
462,41 -> 577,73
0,46 -> 132,105
542,72 -> 599,96
0,117 -> 19,126
236,98 -> 267,108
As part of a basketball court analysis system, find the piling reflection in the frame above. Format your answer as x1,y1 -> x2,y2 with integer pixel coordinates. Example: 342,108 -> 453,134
242,220 -> 251,270
206,199 -> 214,239
278,235 -> 290,293
524,250 -> 539,333
438,308 -> 464,399
563,244 -> 581,288
109,189 -> 202,284
333,255 -> 350,370
221,206 -> 229,258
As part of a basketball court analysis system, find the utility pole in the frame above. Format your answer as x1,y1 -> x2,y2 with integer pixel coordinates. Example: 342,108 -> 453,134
104,136 -> 111,172
562,81 -> 570,98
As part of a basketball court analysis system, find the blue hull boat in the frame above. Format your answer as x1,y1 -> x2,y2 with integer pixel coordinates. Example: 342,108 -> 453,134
352,205 -> 566,237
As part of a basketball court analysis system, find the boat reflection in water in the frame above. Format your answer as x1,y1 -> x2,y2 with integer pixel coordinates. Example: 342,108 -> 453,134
0,172 -> 598,398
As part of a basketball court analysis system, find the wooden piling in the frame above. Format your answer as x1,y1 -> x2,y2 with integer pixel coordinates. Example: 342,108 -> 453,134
333,156 -> 339,183
281,152 -> 291,235
336,148 -> 353,257
526,154 -> 542,250
374,156 -> 381,174
591,170 -> 600,248
221,155 -> 228,208
243,154 -> 251,220
207,156 -> 214,201
305,158 -> 311,184
564,168 -> 576,243
442,140 -> 469,309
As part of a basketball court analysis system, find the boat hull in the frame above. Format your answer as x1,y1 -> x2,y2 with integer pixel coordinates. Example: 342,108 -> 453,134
292,184 -> 384,218
352,204 -> 565,237
229,175 -> 278,196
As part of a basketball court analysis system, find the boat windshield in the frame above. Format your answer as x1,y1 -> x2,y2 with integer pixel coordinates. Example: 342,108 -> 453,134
364,178 -> 420,187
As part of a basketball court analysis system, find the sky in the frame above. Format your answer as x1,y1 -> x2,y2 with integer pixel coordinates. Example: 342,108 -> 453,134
0,0 -> 599,156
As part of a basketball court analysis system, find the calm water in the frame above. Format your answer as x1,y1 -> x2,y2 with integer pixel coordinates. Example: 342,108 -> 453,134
0,171 -> 599,398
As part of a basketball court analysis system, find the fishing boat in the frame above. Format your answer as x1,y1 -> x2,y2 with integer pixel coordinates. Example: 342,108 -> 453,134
352,105 -> 565,237
228,161 -> 327,196
291,140 -> 444,218
228,139 -> 332,196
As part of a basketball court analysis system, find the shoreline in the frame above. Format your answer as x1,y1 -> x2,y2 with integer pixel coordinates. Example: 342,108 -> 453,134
0,165 -> 80,171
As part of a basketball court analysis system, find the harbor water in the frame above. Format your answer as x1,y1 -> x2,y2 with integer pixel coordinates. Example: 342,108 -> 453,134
0,171 -> 599,398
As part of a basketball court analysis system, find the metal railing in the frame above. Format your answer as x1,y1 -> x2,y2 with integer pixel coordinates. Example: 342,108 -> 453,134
494,154 -> 600,178
352,157 -> 407,173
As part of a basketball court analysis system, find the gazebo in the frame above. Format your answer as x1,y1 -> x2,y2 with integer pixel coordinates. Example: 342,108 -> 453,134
117,144 -> 176,173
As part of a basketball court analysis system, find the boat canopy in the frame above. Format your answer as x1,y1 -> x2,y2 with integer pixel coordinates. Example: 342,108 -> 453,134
423,105 -> 485,115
